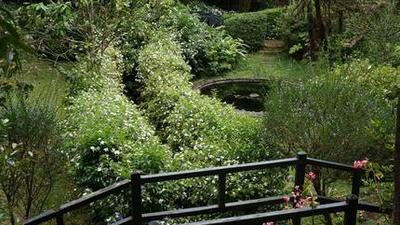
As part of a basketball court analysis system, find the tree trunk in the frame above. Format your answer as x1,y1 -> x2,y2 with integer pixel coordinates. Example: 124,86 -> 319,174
307,0 -> 316,60
338,11 -> 344,33
394,98 -> 400,225
314,0 -> 325,42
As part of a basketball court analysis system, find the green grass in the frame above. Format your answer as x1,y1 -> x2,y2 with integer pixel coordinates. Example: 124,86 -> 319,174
224,53 -> 321,81
15,56 -> 71,106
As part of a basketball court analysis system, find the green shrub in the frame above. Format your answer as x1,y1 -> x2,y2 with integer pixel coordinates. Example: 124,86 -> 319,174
137,32 -> 285,210
118,0 -> 244,78
346,6 -> 400,67
263,76 -> 395,164
17,2 -> 84,60
330,59 -> 400,98
0,91 -> 64,222
64,46 -> 169,190
277,7 -> 309,59
224,8 -> 283,51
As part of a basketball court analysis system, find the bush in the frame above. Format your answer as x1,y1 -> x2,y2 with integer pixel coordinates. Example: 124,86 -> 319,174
0,91 -> 64,223
17,2 -> 84,61
64,46 -> 169,190
277,7 -> 309,59
224,8 -> 283,51
186,1 -> 224,27
330,59 -> 400,98
346,5 -> 400,67
118,0 -> 244,78
65,89 -> 169,189
137,32 -> 286,210
263,76 -> 395,164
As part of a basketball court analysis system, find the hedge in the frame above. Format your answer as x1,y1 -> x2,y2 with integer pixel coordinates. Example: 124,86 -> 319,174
137,32 -> 285,210
64,46 -> 170,190
224,8 -> 284,51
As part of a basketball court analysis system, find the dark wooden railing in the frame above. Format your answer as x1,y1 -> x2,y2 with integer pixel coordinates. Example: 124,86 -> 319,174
24,152 -> 384,225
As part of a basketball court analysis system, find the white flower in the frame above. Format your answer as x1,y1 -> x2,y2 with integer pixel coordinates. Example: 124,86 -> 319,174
28,151 -> 33,157
11,143 -> 18,149
2,119 -> 9,124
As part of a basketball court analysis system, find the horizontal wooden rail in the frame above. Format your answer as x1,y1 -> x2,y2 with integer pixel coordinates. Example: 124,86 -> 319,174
141,158 -> 297,183
180,201 -> 348,225
24,180 -> 130,225
116,195 -> 287,225
307,158 -> 355,172
317,196 -> 387,214
24,153 -> 375,225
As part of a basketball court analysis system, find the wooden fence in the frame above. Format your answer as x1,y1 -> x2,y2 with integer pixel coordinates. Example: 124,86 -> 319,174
24,152 -> 384,225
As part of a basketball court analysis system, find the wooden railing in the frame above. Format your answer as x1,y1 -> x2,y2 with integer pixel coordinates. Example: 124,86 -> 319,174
24,152 -> 384,225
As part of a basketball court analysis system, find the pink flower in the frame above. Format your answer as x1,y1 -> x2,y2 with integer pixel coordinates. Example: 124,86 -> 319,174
283,195 -> 290,203
263,222 -> 275,225
353,158 -> 369,169
306,171 -> 317,181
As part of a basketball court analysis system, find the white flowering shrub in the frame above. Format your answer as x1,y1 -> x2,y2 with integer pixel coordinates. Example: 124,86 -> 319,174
64,45 -> 169,190
63,45 -> 171,221
65,88 -> 169,189
137,33 -> 285,209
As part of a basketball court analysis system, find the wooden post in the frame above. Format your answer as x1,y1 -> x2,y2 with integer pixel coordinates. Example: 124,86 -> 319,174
295,152 -> 307,188
218,173 -> 226,211
56,214 -> 64,225
344,194 -> 358,225
293,152 -> 307,225
351,169 -> 362,197
131,172 -> 143,225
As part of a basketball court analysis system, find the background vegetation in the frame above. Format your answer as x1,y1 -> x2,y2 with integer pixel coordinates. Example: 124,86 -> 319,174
0,0 -> 399,224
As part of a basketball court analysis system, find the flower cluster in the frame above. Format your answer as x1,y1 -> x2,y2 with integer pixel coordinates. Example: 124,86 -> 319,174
306,171 -> 317,182
263,222 -> 275,225
292,185 -> 312,208
353,158 -> 369,169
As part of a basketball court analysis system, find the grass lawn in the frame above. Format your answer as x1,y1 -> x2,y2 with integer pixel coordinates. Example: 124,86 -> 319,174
224,53 -> 322,81
16,56 -> 71,106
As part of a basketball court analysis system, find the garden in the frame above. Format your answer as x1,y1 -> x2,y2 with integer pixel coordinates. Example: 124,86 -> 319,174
0,0 -> 399,224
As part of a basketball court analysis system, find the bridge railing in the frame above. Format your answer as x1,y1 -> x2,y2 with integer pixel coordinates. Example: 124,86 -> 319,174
24,152 -> 382,225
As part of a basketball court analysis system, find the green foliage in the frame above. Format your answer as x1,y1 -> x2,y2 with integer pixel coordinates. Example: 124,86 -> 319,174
117,0 -> 244,78
137,32 -> 285,211
0,7 -> 32,77
263,75 -> 395,164
278,7 -> 309,59
17,2 -> 83,61
64,46 -> 169,190
346,5 -> 400,67
330,59 -> 400,98
224,8 -> 283,51
0,91 -> 63,223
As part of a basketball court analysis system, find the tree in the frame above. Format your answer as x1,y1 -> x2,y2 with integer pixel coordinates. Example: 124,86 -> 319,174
394,90 -> 400,225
